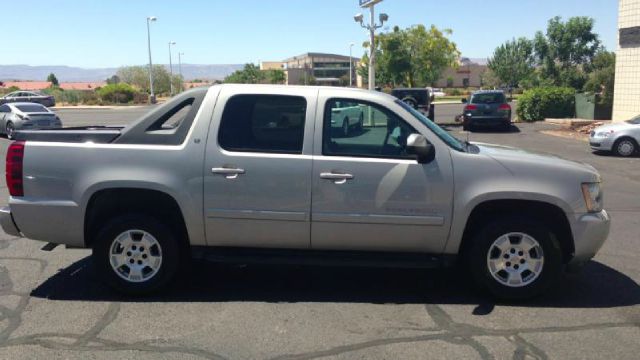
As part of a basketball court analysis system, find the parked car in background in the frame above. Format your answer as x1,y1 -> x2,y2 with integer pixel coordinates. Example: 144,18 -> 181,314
0,91 -> 56,107
391,88 -> 435,119
330,100 -> 365,136
590,115 -> 640,157
428,87 -> 446,97
462,90 -> 511,131
0,85 -> 610,300
0,103 -> 62,139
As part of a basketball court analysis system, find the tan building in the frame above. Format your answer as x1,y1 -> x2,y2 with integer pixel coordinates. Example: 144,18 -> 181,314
281,53 -> 359,86
434,58 -> 488,88
613,0 -> 640,122
260,62 -> 285,71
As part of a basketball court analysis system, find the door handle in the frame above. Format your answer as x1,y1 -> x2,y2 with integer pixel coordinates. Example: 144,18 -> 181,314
320,172 -> 354,184
212,167 -> 245,179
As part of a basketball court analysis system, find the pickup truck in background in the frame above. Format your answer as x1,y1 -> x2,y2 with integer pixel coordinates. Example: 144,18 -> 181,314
1,85 -> 610,299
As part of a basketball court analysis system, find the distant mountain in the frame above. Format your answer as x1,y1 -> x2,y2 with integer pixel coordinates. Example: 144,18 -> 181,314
0,64 -> 244,82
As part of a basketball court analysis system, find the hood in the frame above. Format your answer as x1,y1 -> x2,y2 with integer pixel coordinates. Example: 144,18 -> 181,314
594,122 -> 639,133
473,142 -> 600,182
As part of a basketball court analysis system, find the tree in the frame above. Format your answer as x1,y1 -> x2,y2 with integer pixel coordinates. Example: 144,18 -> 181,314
224,64 -> 265,84
362,25 -> 459,88
47,73 -> 59,87
116,65 -> 179,95
264,69 -> 286,84
584,50 -> 615,106
106,75 -> 121,85
488,38 -> 535,88
533,16 -> 601,89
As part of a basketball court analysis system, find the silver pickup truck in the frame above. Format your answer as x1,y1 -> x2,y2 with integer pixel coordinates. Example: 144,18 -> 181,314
1,85 -> 610,299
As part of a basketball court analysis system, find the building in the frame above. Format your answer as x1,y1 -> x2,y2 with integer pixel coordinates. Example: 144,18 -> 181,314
281,53 -> 359,86
260,62 -> 285,71
613,0 -> 640,122
434,58 -> 488,88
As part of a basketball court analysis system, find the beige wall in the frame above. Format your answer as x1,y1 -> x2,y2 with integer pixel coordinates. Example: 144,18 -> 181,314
435,64 -> 487,88
260,62 -> 284,71
613,0 -> 640,122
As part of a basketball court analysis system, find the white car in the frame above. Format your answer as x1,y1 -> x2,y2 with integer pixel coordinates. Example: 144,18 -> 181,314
429,88 -> 446,97
590,116 -> 640,157
330,100 -> 365,136
0,102 -> 62,139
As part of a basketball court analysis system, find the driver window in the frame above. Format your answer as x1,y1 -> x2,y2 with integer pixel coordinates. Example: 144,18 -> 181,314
323,98 -> 417,159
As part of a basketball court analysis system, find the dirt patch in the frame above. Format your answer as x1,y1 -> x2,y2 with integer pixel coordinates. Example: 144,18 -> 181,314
540,121 -> 607,142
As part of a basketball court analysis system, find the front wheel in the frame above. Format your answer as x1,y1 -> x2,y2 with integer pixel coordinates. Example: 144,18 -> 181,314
6,122 -> 15,140
92,214 -> 182,295
613,138 -> 637,157
466,217 -> 562,300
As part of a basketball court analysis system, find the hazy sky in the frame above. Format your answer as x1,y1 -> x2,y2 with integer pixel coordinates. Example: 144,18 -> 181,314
3,0 -> 618,68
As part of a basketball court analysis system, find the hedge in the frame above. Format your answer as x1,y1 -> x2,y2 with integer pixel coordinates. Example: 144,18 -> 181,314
516,87 -> 576,122
97,83 -> 137,104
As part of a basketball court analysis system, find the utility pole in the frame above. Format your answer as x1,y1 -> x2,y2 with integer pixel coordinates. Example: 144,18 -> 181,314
146,16 -> 157,104
354,0 -> 387,90
168,41 -> 176,96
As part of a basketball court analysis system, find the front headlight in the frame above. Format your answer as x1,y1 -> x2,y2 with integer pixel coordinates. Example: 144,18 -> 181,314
596,130 -> 614,137
581,182 -> 603,213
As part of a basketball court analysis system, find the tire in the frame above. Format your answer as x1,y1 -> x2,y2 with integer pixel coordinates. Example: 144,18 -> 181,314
466,216 -> 563,300
403,98 -> 417,109
501,122 -> 511,132
342,118 -> 349,137
613,137 -> 637,157
92,214 -> 182,295
6,122 -> 15,140
357,112 -> 364,131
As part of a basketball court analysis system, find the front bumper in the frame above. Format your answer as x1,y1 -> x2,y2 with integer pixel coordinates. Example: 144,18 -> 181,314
589,135 -> 614,151
568,209 -> 610,266
0,207 -> 21,237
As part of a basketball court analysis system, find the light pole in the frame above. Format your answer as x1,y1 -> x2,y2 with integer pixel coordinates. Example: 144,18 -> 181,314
349,43 -> 354,87
178,52 -> 184,93
146,16 -> 157,104
168,41 -> 176,96
354,6 -> 388,90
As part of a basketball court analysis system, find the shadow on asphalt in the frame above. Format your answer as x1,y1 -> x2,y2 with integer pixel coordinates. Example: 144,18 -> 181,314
31,258 -> 639,312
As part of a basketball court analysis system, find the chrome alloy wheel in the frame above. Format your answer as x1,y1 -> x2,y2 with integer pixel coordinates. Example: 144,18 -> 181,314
486,232 -> 544,287
109,230 -> 163,283
616,139 -> 636,156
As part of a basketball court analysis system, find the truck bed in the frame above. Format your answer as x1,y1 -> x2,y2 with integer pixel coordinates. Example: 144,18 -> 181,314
14,126 -> 124,143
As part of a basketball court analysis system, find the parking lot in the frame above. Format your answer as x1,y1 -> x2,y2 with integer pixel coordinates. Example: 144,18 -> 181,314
0,107 -> 638,359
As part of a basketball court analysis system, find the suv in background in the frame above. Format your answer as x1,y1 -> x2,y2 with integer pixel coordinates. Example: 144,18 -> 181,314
391,88 -> 435,120
462,90 -> 511,131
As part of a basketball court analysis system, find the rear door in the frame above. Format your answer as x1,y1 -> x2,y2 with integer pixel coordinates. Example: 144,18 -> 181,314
203,86 -> 317,249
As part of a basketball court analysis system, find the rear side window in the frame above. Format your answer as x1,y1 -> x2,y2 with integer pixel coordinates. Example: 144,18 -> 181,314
471,93 -> 505,104
218,95 -> 307,154
16,104 -> 47,112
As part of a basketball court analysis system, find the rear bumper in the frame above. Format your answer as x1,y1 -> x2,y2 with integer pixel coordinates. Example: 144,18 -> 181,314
0,207 -> 21,237
464,116 -> 510,127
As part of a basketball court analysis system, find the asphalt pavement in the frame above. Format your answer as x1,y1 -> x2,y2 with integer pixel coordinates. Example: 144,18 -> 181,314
0,110 -> 638,359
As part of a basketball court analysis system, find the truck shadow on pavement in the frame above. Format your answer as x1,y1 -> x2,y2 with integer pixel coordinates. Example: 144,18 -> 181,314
30,257 -> 640,312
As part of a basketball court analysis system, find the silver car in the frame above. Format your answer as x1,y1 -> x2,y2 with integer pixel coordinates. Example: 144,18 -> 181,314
0,102 -> 62,139
590,116 -> 640,156
0,91 -> 56,107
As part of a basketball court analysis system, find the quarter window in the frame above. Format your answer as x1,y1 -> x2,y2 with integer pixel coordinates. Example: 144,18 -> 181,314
218,95 -> 307,154
323,98 -> 417,159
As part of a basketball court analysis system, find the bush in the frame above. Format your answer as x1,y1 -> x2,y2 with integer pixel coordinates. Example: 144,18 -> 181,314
516,87 -> 576,122
42,88 -> 83,105
97,83 -> 137,104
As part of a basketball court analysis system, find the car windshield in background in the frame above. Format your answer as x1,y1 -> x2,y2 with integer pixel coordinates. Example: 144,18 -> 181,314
471,93 -> 505,104
626,116 -> 640,124
16,104 -> 47,112
396,99 -> 465,152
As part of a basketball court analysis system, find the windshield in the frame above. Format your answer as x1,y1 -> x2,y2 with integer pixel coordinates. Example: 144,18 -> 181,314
471,92 -> 505,104
15,104 -> 47,113
626,116 -> 640,125
396,99 -> 465,152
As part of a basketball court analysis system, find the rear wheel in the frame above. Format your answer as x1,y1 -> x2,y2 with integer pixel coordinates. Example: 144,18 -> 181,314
403,98 -> 417,109
613,137 -> 637,157
466,216 -> 562,300
5,122 -> 15,140
92,214 -> 182,295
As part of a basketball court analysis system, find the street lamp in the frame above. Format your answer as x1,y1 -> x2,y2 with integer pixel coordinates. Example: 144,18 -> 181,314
178,52 -> 184,92
354,9 -> 388,90
146,16 -> 157,104
349,43 -> 354,87
168,41 -> 176,96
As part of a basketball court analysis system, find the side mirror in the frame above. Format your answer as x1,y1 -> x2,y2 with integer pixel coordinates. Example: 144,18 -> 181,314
461,98 -> 467,104
406,133 -> 435,164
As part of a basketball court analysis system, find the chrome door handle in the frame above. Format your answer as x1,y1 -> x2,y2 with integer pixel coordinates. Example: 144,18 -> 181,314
212,167 -> 245,179
320,172 -> 354,184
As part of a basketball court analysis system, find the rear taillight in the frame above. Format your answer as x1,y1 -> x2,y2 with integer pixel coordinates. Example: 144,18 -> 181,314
6,141 -> 25,197
464,104 -> 477,111
498,103 -> 511,111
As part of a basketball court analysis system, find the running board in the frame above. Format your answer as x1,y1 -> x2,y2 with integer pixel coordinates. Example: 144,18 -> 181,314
191,247 -> 454,269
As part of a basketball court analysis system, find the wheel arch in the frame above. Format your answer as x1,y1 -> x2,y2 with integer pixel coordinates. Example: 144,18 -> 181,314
458,199 -> 575,264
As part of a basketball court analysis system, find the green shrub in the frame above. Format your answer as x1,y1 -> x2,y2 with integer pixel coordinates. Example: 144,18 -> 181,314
516,87 -> 575,122
42,88 -> 83,105
97,83 -> 137,104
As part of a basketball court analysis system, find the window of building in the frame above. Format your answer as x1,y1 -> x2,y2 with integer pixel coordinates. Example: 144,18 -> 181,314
219,95 -> 307,154
323,98 -> 417,159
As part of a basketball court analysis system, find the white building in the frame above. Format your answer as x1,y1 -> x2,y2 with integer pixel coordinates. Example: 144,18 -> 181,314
613,0 -> 640,122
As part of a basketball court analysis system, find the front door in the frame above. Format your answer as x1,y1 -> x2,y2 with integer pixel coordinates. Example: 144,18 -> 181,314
203,87 -> 317,249
311,95 -> 453,253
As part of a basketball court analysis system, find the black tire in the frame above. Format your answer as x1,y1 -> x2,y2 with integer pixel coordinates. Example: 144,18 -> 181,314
462,123 -> 471,132
92,214 -> 182,295
357,112 -> 364,131
501,122 -> 511,132
613,137 -> 637,157
403,98 -> 417,109
6,122 -> 15,140
466,216 -> 563,300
